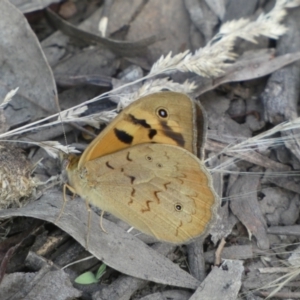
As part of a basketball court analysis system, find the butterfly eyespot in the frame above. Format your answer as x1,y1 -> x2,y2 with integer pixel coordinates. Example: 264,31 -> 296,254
156,163 -> 163,168
175,203 -> 183,211
156,107 -> 169,119
145,155 -> 152,161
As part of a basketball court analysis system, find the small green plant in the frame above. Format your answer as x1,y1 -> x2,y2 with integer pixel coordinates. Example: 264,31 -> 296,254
75,263 -> 106,285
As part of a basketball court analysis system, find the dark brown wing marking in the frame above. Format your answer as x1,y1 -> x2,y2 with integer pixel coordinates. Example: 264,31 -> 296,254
129,114 -> 158,140
128,114 -> 151,128
126,175 -> 135,184
153,191 -> 161,204
141,200 -> 152,213
105,161 -> 114,169
163,182 -> 171,190
114,128 -> 133,144
131,188 -> 136,197
126,152 -> 132,161
148,129 -> 157,139
160,120 -> 185,147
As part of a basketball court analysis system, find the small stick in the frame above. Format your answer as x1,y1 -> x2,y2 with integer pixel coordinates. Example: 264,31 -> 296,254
215,238 -> 226,266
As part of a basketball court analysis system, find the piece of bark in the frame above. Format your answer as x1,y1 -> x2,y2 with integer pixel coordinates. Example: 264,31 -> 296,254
187,237 -> 206,281
189,260 -> 244,300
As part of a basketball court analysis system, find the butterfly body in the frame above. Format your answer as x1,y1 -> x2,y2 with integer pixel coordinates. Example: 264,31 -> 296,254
66,92 -> 218,244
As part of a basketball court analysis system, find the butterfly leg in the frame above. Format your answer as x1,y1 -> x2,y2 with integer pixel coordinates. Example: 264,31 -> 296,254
55,183 -> 76,224
99,210 -> 107,233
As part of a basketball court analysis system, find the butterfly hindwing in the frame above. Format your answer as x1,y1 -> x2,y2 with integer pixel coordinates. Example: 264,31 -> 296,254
68,143 -> 218,244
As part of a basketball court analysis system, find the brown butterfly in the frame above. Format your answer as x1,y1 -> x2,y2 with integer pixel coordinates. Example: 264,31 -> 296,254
65,92 -> 219,244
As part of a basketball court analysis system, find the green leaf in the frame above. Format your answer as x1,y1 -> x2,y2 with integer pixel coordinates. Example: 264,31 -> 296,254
75,271 -> 98,284
95,263 -> 107,280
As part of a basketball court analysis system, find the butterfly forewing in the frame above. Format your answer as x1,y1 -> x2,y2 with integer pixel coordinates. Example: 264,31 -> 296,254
78,92 -> 207,167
